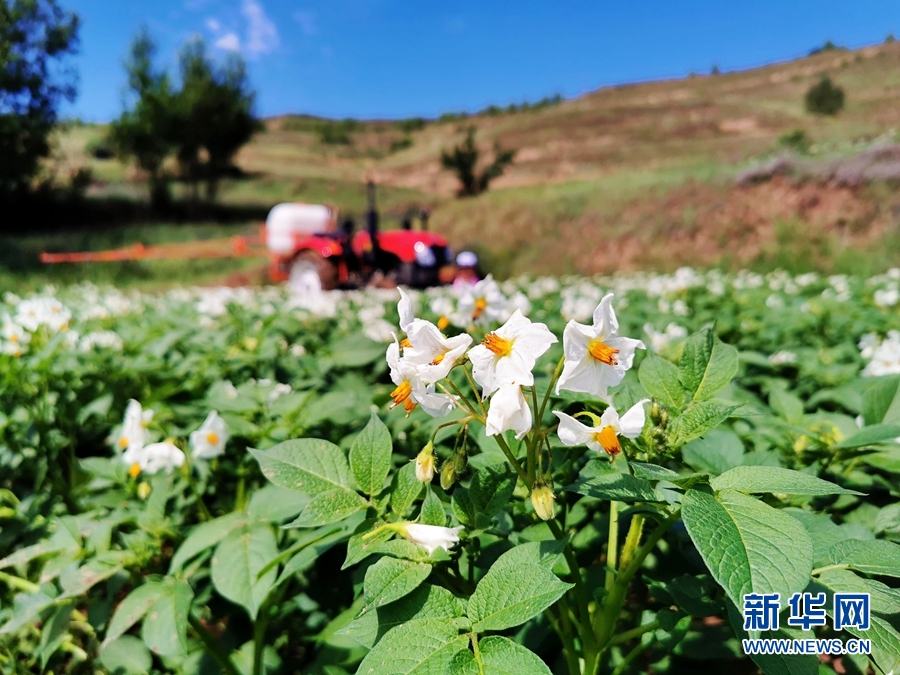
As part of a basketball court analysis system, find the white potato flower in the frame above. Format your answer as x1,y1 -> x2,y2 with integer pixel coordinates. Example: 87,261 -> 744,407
190,411 -> 228,460
485,384 -> 533,440
468,310 -> 558,398
554,399 -> 649,456
126,442 -> 185,475
399,523 -> 464,555
403,321 -> 473,384
556,293 -> 645,401
457,274 -> 507,325
386,337 -> 455,418
117,399 -> 153,454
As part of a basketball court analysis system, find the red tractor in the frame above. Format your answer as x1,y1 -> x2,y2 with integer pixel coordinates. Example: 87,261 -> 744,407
267,182 -> 454,292
41,182 -> 459,291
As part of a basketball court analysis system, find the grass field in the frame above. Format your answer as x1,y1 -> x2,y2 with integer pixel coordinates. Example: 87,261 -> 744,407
20,39 -> 900,287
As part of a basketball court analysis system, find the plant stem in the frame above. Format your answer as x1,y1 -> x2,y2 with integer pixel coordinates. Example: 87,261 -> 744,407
610,620 -> 660,646
610,637 -> 654,675
188,614 -> 242,675
462,363 -> 487,416
438,382 -> 483,420
811,563 -> 851,576
593,510 -> 680,654
492,435 -> 529,485
546,519 -> 596,658
536,356 -> 565,427
605,502 -> 619,593
0,571 -> 40,594
471,632 -> 486,675
545,607 -> 581,675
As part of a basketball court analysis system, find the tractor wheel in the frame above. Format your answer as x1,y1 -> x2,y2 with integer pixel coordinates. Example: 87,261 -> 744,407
288,251 -> 338,293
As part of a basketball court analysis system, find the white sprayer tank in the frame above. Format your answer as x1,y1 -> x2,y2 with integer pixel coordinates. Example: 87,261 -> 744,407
265,203 -> 335,255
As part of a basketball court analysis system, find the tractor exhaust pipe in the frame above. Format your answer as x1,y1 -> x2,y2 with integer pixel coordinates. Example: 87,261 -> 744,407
367,180 -> 380,261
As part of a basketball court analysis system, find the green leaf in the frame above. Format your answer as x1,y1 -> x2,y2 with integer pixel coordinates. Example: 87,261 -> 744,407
277,524 -> 356,584
329,334 -> 386,368
862,375 -> 900,425
816,569 -> 900,616
247,485 -> 310,522
450,636 -> 551,675
140,578 -> 193,656
769,389 -> 804,425
391,462 -> 423,517
364,557 -> 432,608
831,424 -> 900,450
104,583 -> 165,646
565,473 -> 664,503
681,488 -> 813,610
0,592 -> 55,634
211,522 -> 278,619
710,466 -> 862,496
669,400 -> 741,447
99,636 -> 152,675
826,538 -> 900,578
844,615 -> 900,665
251,438 -> 351,496
490,540 -> 568,572
343,583 -> 464,649
39,601 -> 74,671
639,354 -> 685,411
169,512 -> 247,573
355,618 -> 468,675
679,327 -> 714,396
372,539 -> 451,564
59,556 -> 123,599
630,462 -> 705,487
343,519 -> 395,569
469,463 -> 517,518
451,488 -> 476,527
285,489 -> 368,528
724,600 -> 818,675
679,328 -> 739,401
421,487 -> 446,526
681,428 -> 745,474
468,563 -> 573,632
350,412 -> 393,496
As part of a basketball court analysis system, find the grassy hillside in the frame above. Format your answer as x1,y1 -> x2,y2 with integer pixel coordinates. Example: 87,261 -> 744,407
34,40 -> 900,285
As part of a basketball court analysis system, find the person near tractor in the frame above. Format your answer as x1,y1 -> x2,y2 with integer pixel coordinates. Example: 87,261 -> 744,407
453,251 -> 482,288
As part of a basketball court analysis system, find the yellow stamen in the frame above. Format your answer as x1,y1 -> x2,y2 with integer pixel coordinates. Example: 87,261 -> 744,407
437,316 -> 450,331
400,338 -> 412,349
430,352 -> 446,366
482,332 -> 512,357
473,297 -> 487,320
403,398 -> 417,414
129,463 -> 142,478
595,426 -> 621,456
391,380 -> 413,406
9,334 -> 17,343
118,436 -> 129,449
588,339 -> 619,366
206,432 -> 219,445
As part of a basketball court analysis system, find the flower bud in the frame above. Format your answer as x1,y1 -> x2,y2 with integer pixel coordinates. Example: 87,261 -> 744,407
658,408 -> 669,429
649,400 -> 661,425
531,484 -> 556,521
440,459 -> 457,491
137,481 -> 152,500
416,442 -> 435,483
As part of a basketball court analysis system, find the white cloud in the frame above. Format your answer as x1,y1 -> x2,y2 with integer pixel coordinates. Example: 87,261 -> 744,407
293,10 -> 316,36
215,32 -> 241,52
242,0 -> 279,56
206,17 -> 221,32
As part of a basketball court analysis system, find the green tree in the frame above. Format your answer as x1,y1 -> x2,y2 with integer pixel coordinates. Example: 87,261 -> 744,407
805,76 -> 845,116
110,31 -> 260,208
440,127 -> 516,197
0,0 -> 79,195
172,37 -> 261,202
108,28 -> 175,208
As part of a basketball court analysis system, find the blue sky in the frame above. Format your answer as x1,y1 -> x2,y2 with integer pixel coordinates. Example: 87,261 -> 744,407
65,1 -> 899,122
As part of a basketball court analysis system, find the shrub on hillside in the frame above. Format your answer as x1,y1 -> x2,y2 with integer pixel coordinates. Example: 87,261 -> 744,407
440,127 -> 516,197
317,119 -> 358,145
778,129 -> 812,154
805,76 -> 845,116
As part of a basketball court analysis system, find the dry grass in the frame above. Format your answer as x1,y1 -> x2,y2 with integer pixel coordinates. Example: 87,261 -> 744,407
51,41 -> 900,278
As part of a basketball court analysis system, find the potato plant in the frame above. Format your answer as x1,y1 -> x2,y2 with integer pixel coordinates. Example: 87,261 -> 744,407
0,271 -> 898,675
